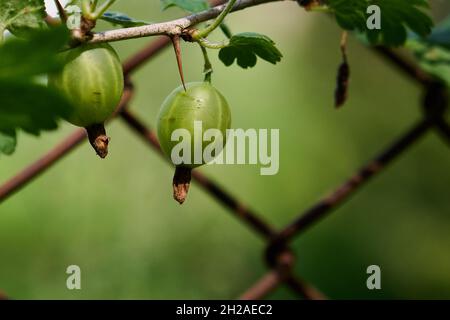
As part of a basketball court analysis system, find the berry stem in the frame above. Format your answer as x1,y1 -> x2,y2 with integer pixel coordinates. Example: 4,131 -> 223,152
81,0 -> 95,19
91,0 -> 99,12
340,30 -> 348,59
197,37 -> 229,49
85,123 -> 109,158
194,0 -> 237,40
173,166 -> 192,204
91,0 -> 117,19
200,45 -> 213,83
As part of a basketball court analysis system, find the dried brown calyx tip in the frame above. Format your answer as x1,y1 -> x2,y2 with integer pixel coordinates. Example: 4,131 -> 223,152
335,60 -> 350,108
85,123 -> 110,158
335,31 -> 350,108
172,166 -> 192,205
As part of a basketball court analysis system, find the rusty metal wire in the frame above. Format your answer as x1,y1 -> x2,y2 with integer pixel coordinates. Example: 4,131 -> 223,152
0,2 -> 449,300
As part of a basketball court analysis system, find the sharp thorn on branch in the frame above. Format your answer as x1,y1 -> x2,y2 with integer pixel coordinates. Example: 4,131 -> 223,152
171,35 -> 187,91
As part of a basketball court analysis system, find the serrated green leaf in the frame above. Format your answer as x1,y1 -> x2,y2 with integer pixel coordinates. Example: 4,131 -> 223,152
327,0 -> 433,46
0,26 -> 72,155
0,79 -> 71,136
0,26 -> 70,80
329,0 -> 367,31
160,0 -> 209,13
219,32 -> 282,69
411,43 -> 450,85
415,15 -> 450,49
0,129 -> 16,155
0,0 -> 47,38
100,11 -> 150,28
404,15 -> 450,86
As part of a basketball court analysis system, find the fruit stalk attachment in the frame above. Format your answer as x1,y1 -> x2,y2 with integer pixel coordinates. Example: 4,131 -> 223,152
193,0 -> 237,40
173,166 -> 192,204
200,46 -> 213,83
86,123 -> 109,158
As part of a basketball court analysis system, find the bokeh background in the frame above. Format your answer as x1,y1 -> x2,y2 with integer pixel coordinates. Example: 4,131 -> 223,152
0,0 -> 449,299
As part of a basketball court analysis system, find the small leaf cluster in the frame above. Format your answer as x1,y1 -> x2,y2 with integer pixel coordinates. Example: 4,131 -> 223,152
327,0 -> 433,46
161,0 -> 283,69
408,15 -> 450,87
218,33 -> 282,69
0,0 -> 47,38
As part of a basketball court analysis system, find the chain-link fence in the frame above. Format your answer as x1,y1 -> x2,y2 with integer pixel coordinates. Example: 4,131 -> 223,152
0,1 -> 449,300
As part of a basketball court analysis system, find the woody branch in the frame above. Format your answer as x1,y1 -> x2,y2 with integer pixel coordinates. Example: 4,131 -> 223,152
89,0 -> 288,44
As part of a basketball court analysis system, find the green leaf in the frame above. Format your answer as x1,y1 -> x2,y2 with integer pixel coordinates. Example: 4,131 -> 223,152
415,15 -> 450,49
0,0 -> 47,38
0,26 -> 70,80
219,32 -> 283,69
328,0 -> 367,31
219,23 -> 233,39
410,42 -> 450,85
0,79 -> 71,136
0,27 -> 72,155
160,0 -> 209,13
0,130 -> 16,156
404,15 -> 450,86
100,11 -> 150,28
327,0 -> 433,46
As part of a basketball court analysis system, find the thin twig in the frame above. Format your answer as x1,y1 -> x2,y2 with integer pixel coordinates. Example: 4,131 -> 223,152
89,0 -> 284,44
340,31 -> 348,58
194,0 -> 237,39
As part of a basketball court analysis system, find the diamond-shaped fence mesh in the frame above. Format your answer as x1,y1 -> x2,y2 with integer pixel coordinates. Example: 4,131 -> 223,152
0,1 -> 449,300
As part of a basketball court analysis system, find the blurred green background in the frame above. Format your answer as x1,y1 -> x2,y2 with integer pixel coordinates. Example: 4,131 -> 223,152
0,0 -> 449,299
